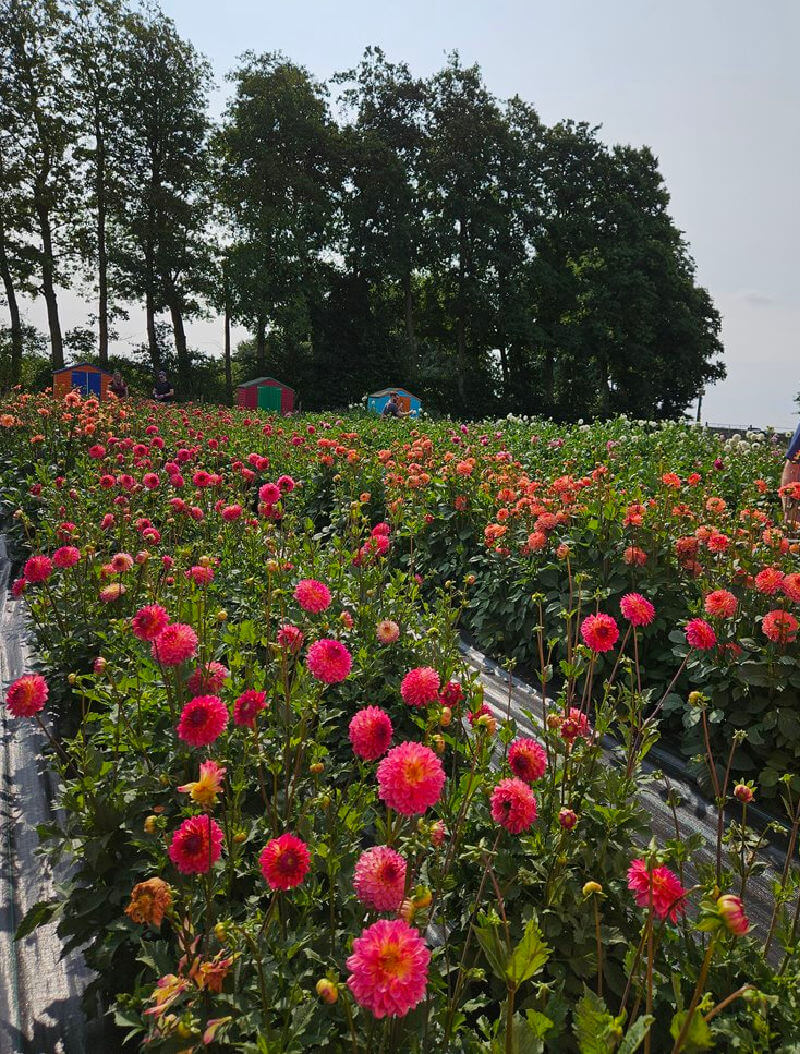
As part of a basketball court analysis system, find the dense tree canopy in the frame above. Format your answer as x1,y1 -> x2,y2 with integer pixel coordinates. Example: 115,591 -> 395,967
0,1 -> 725,418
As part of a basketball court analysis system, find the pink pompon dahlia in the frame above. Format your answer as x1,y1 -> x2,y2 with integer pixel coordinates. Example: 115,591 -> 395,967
233,689 -> 268,728
580,613 -> 620,653
259,833 -> 310,891
627,859 -> 687,922
782,572 -> 800,603
400,667 -> 440,707
346,918 -> 430,1019
152,622 -> 198,666
23,555 -> 52,584
376,619 -> 400,645
52,546 -> 81,569
294,579 -> 332,614
490,777 -> 537,834
349,706 -> 393,761
508,738 -> 547,783
754,567 -> 785,595
132,604 -> 170,642
168,815 -> 224,874
686,618 -> 717,651
306,639 -> 352,684
762,609 -> 799,645
99,582 -> 125,603
186,661 -> 230,695
177,695 -> 228,747
6,674 -> 48,718
376,741 -> 446,816
353,846 -> 407,911
619,593 -> 656,627
704,590 -> 738,619
277,624 -> 304,653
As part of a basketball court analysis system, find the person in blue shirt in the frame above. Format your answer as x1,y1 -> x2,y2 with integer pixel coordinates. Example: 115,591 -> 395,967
781,421 -> 800,528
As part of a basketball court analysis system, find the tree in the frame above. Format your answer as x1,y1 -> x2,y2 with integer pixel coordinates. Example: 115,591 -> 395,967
0,0 -> 80,369
215,53 -> 340,376
67,0 -> 127,365
113,4 -> 212,389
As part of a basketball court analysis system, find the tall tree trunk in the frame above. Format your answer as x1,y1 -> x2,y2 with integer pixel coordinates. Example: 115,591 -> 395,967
0,220 -> 23,386
455,219 -> 467,409
224,299 -> 233,405
95,105 -> 109,365
255,316 -> 267,373
542,346 -> 555,414
167,292 -> 190,397
145,285 -> 160,371
403,269 -> 416,355
34,191 -> 63,369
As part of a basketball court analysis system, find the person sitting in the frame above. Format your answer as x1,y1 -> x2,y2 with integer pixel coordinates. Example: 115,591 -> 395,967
781,419 -> 800,530
381,391 -> 407,419
152,370 -> 174,403
109,370 -> 129,399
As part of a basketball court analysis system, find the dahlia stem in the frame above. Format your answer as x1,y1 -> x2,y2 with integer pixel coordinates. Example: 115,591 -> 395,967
593,895 -> 604,998
704,985 -> 754,1023
644,906 -> 654,1054
670,935 -> 717,1054
505,985 -> 515,1054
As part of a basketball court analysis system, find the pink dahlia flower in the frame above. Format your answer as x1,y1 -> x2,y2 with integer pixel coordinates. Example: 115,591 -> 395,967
627,859 -> 687,922
6,674 -> 48,718
580,613 -> 620,653
490,777 -> 537,833
349,706 -> 393,761
132,604 -> 170,642
508,738 -> 547,783
619,593 -> 656,627
152,622 -> 198,666
259,833 -> 310,890
686,618 -> 717,650
306,639 -> 352,683
353,846 -> 407,911
376,741 -> 445,816
233,689 -> 268,728
400,667 -> 440,707
177,695 -> 228,747
294,579 -> 331,614
346,918 -> 429,1018
168,815 -> 224,874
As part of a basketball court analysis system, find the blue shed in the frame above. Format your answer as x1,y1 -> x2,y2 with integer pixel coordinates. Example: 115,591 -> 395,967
367,387 -> 421,419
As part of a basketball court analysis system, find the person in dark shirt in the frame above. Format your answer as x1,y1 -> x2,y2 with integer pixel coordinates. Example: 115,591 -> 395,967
381,391 -> 406,419
109,371 -> 129,399
152,371 -> 174,403
781,420 -> 800,528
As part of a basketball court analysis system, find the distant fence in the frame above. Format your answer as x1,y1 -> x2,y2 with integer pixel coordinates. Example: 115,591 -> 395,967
704,424 -> 792,442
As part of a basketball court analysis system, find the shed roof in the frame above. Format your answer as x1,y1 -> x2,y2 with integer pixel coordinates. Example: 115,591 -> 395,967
237,376 -> 295,391
53,362 -> 113,375
369,387 -> 420,401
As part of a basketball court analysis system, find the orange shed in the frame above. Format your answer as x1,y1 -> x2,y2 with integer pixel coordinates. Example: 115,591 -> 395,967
52,362 -> 113,400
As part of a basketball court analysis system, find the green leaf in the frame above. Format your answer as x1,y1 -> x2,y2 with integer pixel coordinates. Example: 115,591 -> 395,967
669,1009 -> 714,1052
618,1016 -> 654,1054
15,898 -> 59,941
507,918 -> 551,987
573,988 -> 622,1053
474,915 -> 510,982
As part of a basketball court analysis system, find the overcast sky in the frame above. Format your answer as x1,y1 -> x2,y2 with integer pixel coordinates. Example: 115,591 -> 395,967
26,0 -> 800,428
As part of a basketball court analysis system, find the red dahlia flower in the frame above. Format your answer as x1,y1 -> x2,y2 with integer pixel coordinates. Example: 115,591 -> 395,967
177,695 -> 228,747
490,777 -> 537,833
6,674 -> 48,717
259,833 -> 310,890
168,815 -> 224,874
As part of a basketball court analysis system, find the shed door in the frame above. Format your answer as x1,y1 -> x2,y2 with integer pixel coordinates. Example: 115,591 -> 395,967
257,385 -> 282,411
87,372 -> 101,395
70,370 -> 88,395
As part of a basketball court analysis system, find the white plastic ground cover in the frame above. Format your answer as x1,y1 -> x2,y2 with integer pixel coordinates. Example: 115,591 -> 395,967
0,535 -> 93,1054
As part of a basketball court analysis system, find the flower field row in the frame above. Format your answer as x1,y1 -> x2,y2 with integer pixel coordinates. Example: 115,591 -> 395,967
0,391 -> 799,1051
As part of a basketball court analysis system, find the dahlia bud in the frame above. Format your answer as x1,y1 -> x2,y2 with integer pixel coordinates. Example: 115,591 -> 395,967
582,881 -> 603,897
431,820 -> 447,847
214,922 -> 229,943
465,574 -> 476,585
556,543 -> 570,559
559,808 -> 578,830
399,897 -> 416,922
233,830 -> 247,844
316,979 -> 338,1004
412,888 -> 433,910
93,656 -> 108,674
546,713 -> 562,730
717,894 -> 750,936
67,673 -> 77,685
475,713 -> 497,735
216,609 -> 228,622
310,762 -> 325,775
265,559 -> 279,574
688,691 -> 705,708
439,706 -> 452,727
734,784 -> 754,803
431,734 -> 446,754
144,815 -> 158,834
